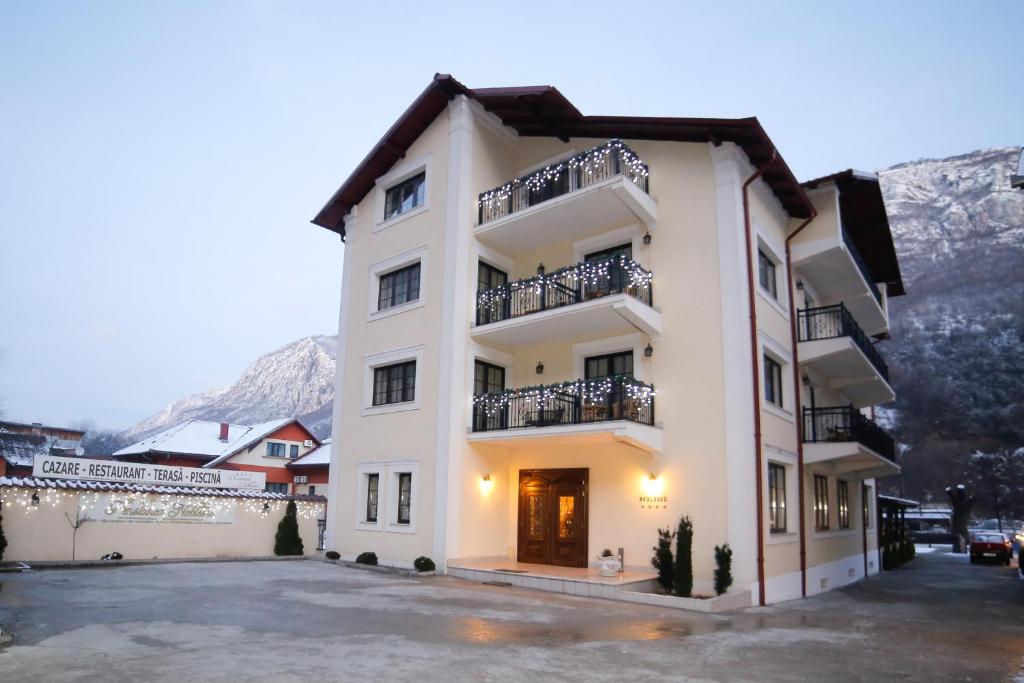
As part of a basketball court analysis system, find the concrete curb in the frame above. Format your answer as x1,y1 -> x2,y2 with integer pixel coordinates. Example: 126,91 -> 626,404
11,555 -> 312,571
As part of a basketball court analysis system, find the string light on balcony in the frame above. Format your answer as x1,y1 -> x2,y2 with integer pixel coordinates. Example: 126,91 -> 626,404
472,375 -> 656,417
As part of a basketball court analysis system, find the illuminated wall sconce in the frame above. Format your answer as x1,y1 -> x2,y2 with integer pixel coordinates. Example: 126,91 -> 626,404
480,474 -> 494,494
641,472 -> 665,497
535,361 -> 544,375
643,232 -> 652,245
31,491 -> 40,507
644,344 -> 653,358
262,502 -> 270,514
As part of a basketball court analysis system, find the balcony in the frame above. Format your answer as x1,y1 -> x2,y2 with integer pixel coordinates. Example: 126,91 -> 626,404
790,226 -> 887,336
803,406 -> 898,477
472,256 -> 662,347
474,140 -> 658,253
797,304 -> 894,407
467,376 -> 662,454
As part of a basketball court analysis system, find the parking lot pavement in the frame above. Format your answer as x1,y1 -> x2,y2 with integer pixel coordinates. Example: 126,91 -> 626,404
0,549 -> 1021,682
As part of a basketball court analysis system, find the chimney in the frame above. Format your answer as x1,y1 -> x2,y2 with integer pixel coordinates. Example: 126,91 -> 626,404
219,422 -> 230,442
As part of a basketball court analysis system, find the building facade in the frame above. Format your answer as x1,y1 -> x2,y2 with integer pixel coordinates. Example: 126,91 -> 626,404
113,419 -> 320,494
313,75 -> 903,604
0,420 -> 85,477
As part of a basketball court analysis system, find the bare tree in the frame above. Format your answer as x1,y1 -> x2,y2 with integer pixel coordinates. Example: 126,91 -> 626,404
65,509 -> 90,561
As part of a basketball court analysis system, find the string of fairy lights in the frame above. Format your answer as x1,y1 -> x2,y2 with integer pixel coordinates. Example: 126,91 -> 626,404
472,374 -> 656,417
477,138 -> 649,217
476,254 -> 653,311
0,486 -> 326,520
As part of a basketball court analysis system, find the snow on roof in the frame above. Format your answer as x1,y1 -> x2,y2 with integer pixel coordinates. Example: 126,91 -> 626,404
0,476 -> 326,501
113,418 -> 294,460
0,432 -> 75,467
289,438 -> 331,467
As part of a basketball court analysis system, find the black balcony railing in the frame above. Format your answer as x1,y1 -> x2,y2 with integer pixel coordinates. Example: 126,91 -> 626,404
475,256 -> 653,326
472,375 -> 655,432
797,304 -> 889,381
841,227 -> 883,307
803,406 -> 895,462
477,139 -> 650,225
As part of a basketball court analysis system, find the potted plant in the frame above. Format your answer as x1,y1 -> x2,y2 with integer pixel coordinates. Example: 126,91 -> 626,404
596,548 -> 620,577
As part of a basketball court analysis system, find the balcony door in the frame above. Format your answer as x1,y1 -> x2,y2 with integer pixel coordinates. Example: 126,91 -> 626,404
473,360 -> 506,431
584,351 -> 634,422
477,261 -> 508,324
517,468 -> 588,567
585,243 -> 632,296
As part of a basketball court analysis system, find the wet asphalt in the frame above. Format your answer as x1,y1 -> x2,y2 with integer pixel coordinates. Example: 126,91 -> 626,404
0,547 -> 1020,682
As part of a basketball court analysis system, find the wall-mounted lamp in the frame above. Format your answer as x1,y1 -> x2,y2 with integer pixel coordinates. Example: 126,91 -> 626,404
796,279 -> 804,290
641,472 -> 665,497
31,491 -> 40,507
535,361 -> 544,375
643,232 -> 652,245
537,263 -> 546,276
480,474 -> 494,494
801,374 -> 811,386
644,343 -> 653,358
262,502 -> 270,514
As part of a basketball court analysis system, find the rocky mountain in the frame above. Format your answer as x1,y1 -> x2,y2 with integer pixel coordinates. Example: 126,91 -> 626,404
122,335 -> 337,441
878,147 -> 1024,502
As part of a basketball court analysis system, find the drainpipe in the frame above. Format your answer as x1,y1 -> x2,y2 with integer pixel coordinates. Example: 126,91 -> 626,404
741,150 -> 776,607
785,210 -> 817,598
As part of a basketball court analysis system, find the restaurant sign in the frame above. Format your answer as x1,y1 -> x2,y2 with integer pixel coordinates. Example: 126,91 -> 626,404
83,493 -> 234,525
33,455 -> 266,491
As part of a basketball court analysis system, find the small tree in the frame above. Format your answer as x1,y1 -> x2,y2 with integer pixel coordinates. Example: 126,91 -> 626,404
274,500 -> 304,556
651,526 -> 674,593
673,515 -> 693,597
714,544 -> 733,595
65,509 -> 90,561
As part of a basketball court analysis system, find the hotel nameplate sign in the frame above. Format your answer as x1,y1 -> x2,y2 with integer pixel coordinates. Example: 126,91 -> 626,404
33,455 -> 266,491
83,493 -> 235,525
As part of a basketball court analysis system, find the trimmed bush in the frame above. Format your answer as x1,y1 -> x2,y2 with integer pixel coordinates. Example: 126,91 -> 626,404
325,550 -> 341,560
600,548 -> 614,558
274,500 -> 304,556
714,543 -> 733,595
413,556 -> 436,572
355,551 -> 378,565
673,515 -> 694,597
651,526 -> 674,593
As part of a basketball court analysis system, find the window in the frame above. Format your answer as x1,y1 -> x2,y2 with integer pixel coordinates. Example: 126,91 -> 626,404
763,355 -> 783,408
377,263 -> 421,310
396,473 -> 412,524
768,463 -> 787,533
585,351 -> 634,380
384,172 -> 425,220
758,249 -> 777,299
474,360 -> 507,431
266,442 -> 286,458
265,482 -> 289,494
308,486 -> 316,496
372,361 -> 416,406
477,261 -> 507,294
585,243 -> 632,264
838,480 -> 850,529
366,473 -> 379,523
814,475 -> 830,530
289,444 -> 299,459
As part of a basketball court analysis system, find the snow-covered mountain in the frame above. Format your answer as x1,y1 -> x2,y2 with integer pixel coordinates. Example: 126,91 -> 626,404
122,335 -> 337,441
878,147 -> 1024,498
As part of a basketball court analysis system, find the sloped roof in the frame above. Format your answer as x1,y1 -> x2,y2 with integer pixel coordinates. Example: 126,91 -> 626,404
288,438 -> 330,468
0,476 -> 326,502
802,169 -> 905,297
312,74 -> 814,238
113,418 -> 313,462
0,432 -> 57,467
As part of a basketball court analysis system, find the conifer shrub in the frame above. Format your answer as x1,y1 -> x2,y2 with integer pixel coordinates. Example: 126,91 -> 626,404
673,515 -> 694,597
714,543 -> 733,595
413,556 -> 435,572
651,526 -> 674,593
273,500 -> 304,556
355,551 -> 378,565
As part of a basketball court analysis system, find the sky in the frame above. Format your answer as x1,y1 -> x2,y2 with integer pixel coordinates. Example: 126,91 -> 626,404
1,1 -> 1021,430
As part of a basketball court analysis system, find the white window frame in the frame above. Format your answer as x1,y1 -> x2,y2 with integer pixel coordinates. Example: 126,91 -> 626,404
755,224 -> 789,319
367,245 -> 428,321
759,333 -> 794,422
386,461 -> 419,534
362,345 -> 424,416
765,445 -> 798,545
373,153 -> 432,232
355,462 -> 384,531
466,342 -> 513,423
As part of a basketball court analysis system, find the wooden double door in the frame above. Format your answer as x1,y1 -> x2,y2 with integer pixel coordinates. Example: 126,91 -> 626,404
517,468 -> 588,567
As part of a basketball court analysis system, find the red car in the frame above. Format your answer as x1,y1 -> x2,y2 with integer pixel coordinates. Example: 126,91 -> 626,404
969,532 -> 1012,565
